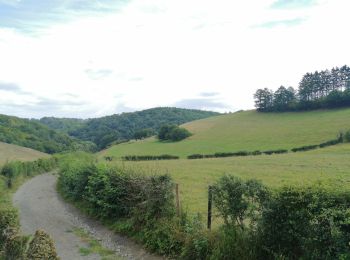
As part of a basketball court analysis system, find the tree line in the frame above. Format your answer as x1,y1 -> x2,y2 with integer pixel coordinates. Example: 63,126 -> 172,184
254,65 -> 350,112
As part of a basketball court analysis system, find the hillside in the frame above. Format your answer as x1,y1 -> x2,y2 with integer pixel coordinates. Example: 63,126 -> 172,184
39,117 -> 86,133
109,143 -> 350,217
0,114 -> 95,154
0,141 -> 49,165
100,108 -> 350,158
41,107 -> 219,149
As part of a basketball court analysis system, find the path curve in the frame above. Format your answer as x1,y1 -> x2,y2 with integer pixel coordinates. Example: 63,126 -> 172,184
13,173 -> 163,260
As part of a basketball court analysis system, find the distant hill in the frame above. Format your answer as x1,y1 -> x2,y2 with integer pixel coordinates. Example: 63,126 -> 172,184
0,114 -> 95,154
0,141 -> 49,165
39,117 -> 86,133
40,107 -> 219,149
100,108 -> 350,158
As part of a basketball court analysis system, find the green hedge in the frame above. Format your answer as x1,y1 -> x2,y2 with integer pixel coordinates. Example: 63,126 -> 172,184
0,157 -> 59,259
58,155 -> 350,259
122,154 -> 179,161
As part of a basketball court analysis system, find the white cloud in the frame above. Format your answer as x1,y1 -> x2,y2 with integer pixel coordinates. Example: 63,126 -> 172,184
0,0 -> 349,118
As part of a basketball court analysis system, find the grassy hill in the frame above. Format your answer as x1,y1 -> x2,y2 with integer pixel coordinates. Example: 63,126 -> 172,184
40,107 -> 219,150
100,108 -> 350,158
0,114 -> 95,154
0,141 -> 49,165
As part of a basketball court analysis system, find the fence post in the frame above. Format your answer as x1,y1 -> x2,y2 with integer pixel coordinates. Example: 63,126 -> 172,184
175,183 -> 180,216
207,185 -> 212,230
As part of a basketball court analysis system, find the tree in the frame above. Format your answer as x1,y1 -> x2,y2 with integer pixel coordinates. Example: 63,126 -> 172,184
253,88 -> 274,111
273,86 -> 296,111
158,125 -> 192,142
133,128 -> 154,140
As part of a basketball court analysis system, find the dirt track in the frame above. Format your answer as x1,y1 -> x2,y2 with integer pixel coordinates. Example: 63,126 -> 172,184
13,173 -> 163,260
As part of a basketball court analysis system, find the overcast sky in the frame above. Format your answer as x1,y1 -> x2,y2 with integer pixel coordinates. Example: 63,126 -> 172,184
0,0 -> 349,118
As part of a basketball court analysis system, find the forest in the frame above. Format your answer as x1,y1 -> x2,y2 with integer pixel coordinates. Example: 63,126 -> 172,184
254,65 -> 350,112
0,114 -> 95,154
40,107 -> 218,149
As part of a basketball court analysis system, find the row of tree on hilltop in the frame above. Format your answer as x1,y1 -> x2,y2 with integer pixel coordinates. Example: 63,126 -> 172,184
254,65 -> 350,112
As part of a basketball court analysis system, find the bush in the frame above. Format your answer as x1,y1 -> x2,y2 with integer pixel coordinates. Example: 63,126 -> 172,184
260,186 -> 350,259
291,144 -> 319,152
344,130 -> 350,143
0,207 -> 19,249
122,154 -> 179,161
187,154 -> 205,159
210,226 -> 257,260
2,227 -> 28,260
319,139 -> 341,148
212,175 -> 269,228
158,125 -> 192,142
263,149 -> 288,155
0,157 -> 58,189
26,230 -> 59,260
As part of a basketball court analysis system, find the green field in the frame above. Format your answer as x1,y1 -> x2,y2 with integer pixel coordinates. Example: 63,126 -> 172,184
107,143 -> 350,218
99,108 -> 350,219
100,108 -> 350,158
0,141 -> 49,165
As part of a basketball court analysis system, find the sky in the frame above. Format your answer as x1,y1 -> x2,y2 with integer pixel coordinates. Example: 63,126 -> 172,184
0,0 -> 349,118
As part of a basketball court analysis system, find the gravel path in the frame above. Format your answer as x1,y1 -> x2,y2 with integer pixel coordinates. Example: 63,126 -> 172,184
13,173 -> 164,260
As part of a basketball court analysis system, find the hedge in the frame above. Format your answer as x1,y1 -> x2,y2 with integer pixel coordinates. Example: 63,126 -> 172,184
122,154 -> 179,161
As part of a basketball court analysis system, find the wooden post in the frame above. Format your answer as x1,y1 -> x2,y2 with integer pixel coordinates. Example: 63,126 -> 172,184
175,183 -> 180,216
207,185 -> 212,230
7,178 -> 12,189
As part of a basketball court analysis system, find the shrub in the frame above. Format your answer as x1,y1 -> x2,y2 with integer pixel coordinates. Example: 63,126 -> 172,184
319,139 -> 341,148
263,149 -> 288,155
26,230 -> 59,260
251,150 -> 262,155
344,130 -> 350,143
291,145 -> 319,152
187,154 -> 204,159
0,207 -> 19,249
210,225 -> 257,260
212,175 -> 269,228
2,227 -> 28,260
158,125 -> 192,142
260,186 -> 350,259
122,155 -> 179,161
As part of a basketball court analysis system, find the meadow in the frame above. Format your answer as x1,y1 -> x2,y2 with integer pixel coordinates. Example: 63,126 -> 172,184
106,143 -> 350,219
100,108 -> 350,158
0,141 -> 49,165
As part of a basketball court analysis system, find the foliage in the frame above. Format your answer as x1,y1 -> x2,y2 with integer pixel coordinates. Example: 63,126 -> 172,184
260,186 -> 350,259
122,154 -> 179,161
0,207 -> 19,250
291,144 -> 319,152
58,155 -> 175,222
158,124 -> 192,142
26,230 -> 59,260
133,128 -> 155,140
39,117 -> 86,133
0,114 -> 96,154
212,175 -> 269,228
262,149 -> 288,155
0,157 -> 58,191
254,65 -> 350,112
43,107 -> 218,149
101,109 -> 350,159
2,227 -> 29,260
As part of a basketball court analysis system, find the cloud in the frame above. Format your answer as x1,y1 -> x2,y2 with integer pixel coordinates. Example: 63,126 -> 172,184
173,98 -> 229,111
255,17 -> 306,28
270,0 -> 317,9
85,69 -> 113,80
199,92 -> 220,97
0,82 -> 21,91
0,0 -> 129,33
0,82 -> 31,95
